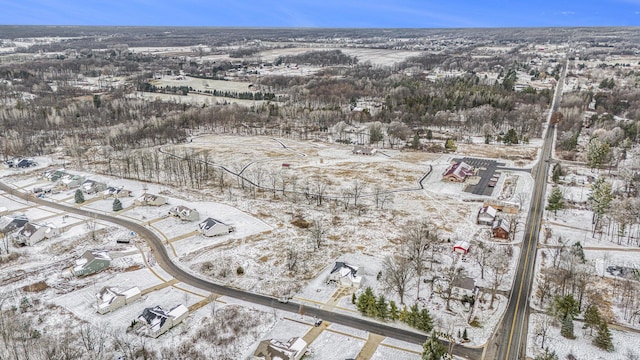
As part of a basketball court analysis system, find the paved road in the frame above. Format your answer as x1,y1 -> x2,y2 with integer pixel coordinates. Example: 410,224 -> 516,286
0,182 -> 482,359
489,58 -> 567,360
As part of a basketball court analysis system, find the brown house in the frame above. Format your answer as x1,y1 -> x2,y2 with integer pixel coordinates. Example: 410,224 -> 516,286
492,219 -> 510,240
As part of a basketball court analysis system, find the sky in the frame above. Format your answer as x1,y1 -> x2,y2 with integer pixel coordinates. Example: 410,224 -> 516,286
0,0 -> 639,28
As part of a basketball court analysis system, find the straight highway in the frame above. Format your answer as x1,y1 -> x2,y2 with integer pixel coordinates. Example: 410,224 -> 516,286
488,58 -> 567,360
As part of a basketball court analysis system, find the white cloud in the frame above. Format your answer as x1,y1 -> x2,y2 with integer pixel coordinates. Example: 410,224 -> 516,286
561,11 -> 576,15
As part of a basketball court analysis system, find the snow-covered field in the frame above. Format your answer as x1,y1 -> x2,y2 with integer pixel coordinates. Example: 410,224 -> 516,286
527,313 -> 640,360
0,134 -> 548,358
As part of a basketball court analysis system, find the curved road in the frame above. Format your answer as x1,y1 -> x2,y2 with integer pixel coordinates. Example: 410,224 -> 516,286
0,182 -> 481,359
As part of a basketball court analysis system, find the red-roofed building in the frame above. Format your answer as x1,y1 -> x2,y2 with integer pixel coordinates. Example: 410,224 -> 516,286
443,162 -> 475,182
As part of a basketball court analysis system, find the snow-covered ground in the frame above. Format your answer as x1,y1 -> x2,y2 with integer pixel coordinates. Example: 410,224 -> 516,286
527,313 -> 640,360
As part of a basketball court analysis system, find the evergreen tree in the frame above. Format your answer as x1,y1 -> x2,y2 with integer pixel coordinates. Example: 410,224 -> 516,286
552,163 -> 562,183
560,314 -> 575,339
549,294 -> 580,320
112,198 -> 123,211
412,133 -> 421,149
357,287 -> 375,315
407,304 -> 420,328
589,177 -> 613,231
422,330 -> 446,360
534,348 -> 559,360
587,138 -> 610,169
376,295 -> 389,320
426,129 -> 433,141
352,293 -> 356,304
584,305 -> 601,336
399,306 -> 409,323
462,328 -> 469,341
503,128 -> 519,145
593,322 -> 614,352
389,301 -> 399,321
444,138 -> 457,152
417,308 -> 434,332
74,189 -> 85,204
570,242 -> 586,263
546,187 -> 565,215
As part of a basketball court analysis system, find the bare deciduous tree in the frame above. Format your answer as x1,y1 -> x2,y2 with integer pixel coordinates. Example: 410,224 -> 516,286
309,219 -> 326,250
381,255 -> 414,305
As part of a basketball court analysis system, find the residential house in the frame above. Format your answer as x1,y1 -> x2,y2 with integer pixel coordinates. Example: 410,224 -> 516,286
96,286 -> 141,314
451,276 -> 477,300
72,250 -> 111,276
136,304 -> 188,338
0,214 -> 29,233
59,174 -> 86,189
102,186 -> 132,199
81,179 -> 108,194
134,193 -> 167,207
198,217 -> 232,237
352,146 -> 377,156
477,205 -> 498,225
16,222 -> 59,246
253,337 -> 308,360
442,161 -> 475,182
492,219 -> 511,240
328,262 -> 362,288
5,158 -> 37,168
43,169 -> 67,182
453,241 -> 470,255
168,205 -> 200,222
483,200 -> 520,214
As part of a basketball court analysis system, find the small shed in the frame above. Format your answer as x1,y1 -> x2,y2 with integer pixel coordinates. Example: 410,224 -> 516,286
453,241 -> 470,255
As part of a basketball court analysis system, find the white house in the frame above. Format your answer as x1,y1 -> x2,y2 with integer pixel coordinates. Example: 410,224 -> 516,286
453,241 -> 470,255
59,174 -> 86,189
254,337 -> 308,360
96,286 -> 141,314
134,193 -> 167,207
477,205 -> 498,225
169,205 -> 200,222
352,146 -> 377,155
136,304 -> 188,338
198,217 -> 232,237
16,222 -> 59,246
81,179 -> 108,194
451,276 -> 477,300
102,186 -> 132,199
328,262 -> 362,288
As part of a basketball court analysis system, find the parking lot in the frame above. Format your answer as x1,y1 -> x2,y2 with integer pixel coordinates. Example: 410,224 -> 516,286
455,157 -> 504,196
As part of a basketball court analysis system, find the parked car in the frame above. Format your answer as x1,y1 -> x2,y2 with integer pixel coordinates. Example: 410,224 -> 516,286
314,319 -> 323,327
